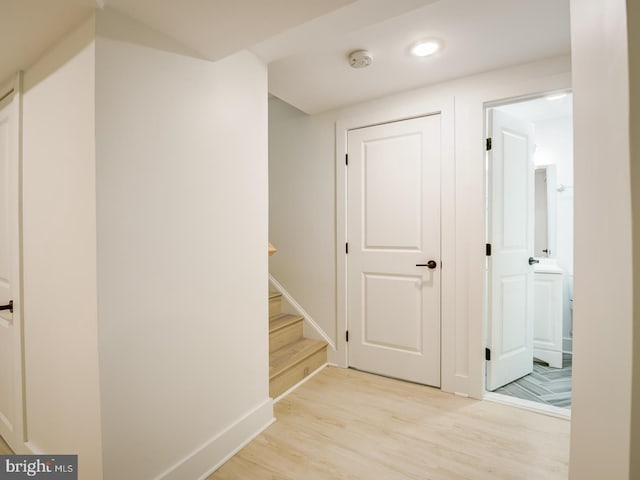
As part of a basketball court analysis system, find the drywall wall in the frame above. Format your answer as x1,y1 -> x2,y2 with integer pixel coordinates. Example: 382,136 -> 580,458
269,55 -> 571,396
629,0 -> 640,478
21,16 -> 104,479
569,0 -> 633,478
268,99 -> 337,344
95,9 -> 271,480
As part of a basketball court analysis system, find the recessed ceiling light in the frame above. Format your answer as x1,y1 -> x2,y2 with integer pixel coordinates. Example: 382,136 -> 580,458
546,93 -> 568,101
410,40 -> 441,57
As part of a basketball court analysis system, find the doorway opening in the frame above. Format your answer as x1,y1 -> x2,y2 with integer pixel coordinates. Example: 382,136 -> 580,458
484,92 -> 574,414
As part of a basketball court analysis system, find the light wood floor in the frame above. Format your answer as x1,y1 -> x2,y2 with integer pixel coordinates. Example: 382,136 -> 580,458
209,366 -> 569,480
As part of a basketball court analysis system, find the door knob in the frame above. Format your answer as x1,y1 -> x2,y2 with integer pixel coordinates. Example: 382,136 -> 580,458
416,260 -> 438,269
0,300 -> 13,313
528,257 -> 539,265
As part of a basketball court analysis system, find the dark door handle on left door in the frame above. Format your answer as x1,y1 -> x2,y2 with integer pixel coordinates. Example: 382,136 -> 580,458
0,300 -> 13,313
416,260 -> 438,269
528,257 -> 540,265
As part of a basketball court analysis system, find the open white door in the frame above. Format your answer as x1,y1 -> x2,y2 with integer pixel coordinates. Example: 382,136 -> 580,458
486,108 -> 535,391
347,114 -> 441,387
0,84 -> 24,451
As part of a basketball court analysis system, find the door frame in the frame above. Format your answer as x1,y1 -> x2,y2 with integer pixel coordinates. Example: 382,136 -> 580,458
482,89 -> 572,413
335,96 -> 456,390
0,72 -> 26,450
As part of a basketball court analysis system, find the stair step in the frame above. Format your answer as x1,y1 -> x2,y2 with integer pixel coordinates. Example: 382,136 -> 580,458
269,338 -> 327,398
269,291 -> 282,316
269,314 -> 303,353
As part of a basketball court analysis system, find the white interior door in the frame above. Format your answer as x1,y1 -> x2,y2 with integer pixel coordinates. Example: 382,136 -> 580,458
0,88 -> 24,450
347,114 -> 441,387
486,109 -> 535,391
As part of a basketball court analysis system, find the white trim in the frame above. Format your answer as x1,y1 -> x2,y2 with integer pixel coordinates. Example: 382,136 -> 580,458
269,274 -> 336,350
155,399 -> 274,480
273,363 -> 328,403
484,391 -> 571,420
0,73 -> 19,110
336,96 -> 456,385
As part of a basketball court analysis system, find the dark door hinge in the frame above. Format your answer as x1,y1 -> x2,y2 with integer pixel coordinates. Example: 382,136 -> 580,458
485,348 -> 491,361
345,153 -> 348,165
346,242 -> 349,254
486,243 -> 492,256
486,137 -> 492,151
346,330 -> 349,342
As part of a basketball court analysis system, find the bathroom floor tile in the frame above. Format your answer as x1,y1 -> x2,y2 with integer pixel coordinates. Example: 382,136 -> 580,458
493,353 -> 572,409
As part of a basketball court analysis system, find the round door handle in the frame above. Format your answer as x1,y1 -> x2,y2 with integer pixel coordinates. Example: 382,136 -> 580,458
416,260 -> 438,269
528,257 -> 540,265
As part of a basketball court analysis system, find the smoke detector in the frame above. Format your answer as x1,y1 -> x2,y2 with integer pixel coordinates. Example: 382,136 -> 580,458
348,50 -> 373,69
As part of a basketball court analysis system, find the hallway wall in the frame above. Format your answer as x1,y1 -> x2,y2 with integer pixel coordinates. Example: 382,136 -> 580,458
569,0 -> 634,478
95,9 -> 271,480
22,16 -> 104,478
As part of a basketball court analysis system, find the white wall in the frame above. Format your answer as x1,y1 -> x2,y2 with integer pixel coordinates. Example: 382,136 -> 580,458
534,116 -> 574,272
631,2 -> 640,477
269,55 -> 571,396
94,9 -> 271,480
269,99 -> 337,345
22,16 -> 104,479
569,0 -> 633,478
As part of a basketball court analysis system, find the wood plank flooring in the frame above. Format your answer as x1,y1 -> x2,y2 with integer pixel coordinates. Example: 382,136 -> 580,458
209,366 -> 569,480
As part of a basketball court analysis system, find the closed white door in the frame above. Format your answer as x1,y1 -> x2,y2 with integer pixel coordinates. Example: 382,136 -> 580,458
347,114 -> 441,387
0,90 -> 24,450
486,109 -> 535,391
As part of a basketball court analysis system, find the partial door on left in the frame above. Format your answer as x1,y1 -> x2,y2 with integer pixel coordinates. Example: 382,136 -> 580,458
0,82 -> 24,452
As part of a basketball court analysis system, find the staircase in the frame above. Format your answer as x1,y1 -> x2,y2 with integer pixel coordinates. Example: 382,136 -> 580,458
268,291 -> 327,398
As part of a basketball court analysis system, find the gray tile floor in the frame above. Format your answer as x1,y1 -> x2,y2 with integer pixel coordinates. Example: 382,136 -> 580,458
494,353 -> 572,409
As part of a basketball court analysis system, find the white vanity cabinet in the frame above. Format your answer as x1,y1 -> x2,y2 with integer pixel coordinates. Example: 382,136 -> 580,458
533,264 -> 564,368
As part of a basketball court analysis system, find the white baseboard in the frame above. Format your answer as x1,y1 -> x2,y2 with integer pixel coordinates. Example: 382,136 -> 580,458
269,275 -> 336,351
155,399 -> 274,480
484,391 -> 571,420
273,363 -> 328,403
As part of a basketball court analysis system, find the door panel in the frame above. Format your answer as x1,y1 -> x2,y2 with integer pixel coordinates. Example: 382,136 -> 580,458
500,275 -> 527,354
0,91 -> 23,450
363,273 -> 422,352
486,109 -> 535,391
347,114 -> 441,387
363,136 -> 422,250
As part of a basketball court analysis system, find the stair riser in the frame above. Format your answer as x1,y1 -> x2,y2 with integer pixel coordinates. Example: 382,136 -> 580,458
270,321 -> 303,353
269,347 -> 327,398
269,297 -> 282,316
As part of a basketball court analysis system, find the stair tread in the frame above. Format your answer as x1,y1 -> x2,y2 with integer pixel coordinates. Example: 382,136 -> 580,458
269,291 -> 282,300
269,338 -> 327,379
269,313 -> 303,332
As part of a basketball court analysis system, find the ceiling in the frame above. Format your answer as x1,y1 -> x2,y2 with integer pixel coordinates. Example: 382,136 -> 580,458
1,0 -> 571,115
496,93 -> 573,124
251,0 -> 571,114
0,0 -> 354,86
